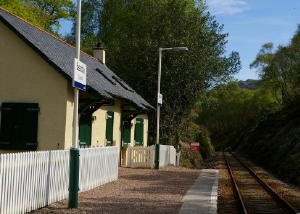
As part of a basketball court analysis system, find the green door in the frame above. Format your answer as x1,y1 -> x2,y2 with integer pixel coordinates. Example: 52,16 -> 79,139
106,111 -> 114,146
134,118 -> 144,146
79,113 -> 92,148
122,122 -> 131,148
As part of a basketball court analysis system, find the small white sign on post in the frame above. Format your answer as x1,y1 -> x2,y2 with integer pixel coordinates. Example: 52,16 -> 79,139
73,58 -> 87,91
158,93 -> 163,106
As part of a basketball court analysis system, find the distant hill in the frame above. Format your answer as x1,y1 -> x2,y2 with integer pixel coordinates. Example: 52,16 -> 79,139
238,79 -> 260,90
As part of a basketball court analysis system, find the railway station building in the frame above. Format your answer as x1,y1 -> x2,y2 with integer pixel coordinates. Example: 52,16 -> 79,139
0,8 -> 152,163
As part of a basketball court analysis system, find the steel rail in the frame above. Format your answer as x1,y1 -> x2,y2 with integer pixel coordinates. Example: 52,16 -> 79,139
231,152 -> 299,214
223,152 -> 248,214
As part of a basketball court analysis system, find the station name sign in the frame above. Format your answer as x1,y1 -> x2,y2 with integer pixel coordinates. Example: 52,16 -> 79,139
157,93 -> 163,106
73,58 -> 87,91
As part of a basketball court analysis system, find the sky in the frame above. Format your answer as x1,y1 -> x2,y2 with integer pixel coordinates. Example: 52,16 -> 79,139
60,0 -> 300,81
205,0 -> 300,80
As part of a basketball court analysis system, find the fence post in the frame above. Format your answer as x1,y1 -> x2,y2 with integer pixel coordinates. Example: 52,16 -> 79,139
176,151 -> 181,166
155,144 -> 160,169
68,148 -> 80,208
127,147 -> 131,167
45,151 -> 52,205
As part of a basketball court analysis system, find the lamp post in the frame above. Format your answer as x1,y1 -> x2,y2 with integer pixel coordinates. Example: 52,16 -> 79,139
155,47 -> 188,170
68,0 -> 83,208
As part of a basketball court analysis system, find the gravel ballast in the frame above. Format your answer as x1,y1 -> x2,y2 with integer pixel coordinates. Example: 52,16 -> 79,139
32,166 -> 200,214
216,152 -> 300,213
215,152 -> 239,214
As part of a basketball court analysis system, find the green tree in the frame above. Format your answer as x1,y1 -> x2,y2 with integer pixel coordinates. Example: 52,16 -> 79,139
101,0 -> 241,146
0,0 -> 43,28
68,0 -> 241,146
197,82 -> 279,149
30,0 -> 75,33
251,26 -> 300,104
65,0 -> 103,51
0,0 -> 74,33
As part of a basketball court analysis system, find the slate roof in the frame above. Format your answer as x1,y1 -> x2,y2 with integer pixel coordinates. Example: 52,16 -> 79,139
0,8 -> 152,110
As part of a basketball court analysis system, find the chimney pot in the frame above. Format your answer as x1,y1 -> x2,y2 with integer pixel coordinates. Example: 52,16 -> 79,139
93,47 -> 105,64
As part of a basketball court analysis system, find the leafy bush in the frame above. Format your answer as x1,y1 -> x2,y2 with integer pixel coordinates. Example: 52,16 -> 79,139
238,106 -> 300,185
179,142 -> 203,168
178,125 -> 215,168
197,128 -> 215,159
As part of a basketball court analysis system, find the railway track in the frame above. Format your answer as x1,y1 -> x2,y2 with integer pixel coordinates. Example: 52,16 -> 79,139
224,152 -> 299,214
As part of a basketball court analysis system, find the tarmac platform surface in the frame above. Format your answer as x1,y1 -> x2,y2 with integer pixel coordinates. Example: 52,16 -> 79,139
179,169 -> 219,214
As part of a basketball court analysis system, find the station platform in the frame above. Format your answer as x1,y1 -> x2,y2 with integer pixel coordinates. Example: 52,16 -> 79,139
179,169 -> 219,214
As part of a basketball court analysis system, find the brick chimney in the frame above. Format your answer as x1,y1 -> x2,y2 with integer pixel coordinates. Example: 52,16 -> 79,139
93,43 -> 105,64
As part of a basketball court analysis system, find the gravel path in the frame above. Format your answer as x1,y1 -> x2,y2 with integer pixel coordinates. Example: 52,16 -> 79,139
31,166 -> 200,214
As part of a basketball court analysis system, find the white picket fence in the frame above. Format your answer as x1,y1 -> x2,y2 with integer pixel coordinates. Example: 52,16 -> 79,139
126,145 -> 177,168
79,147 -> 119,192
0,147 -> 119,214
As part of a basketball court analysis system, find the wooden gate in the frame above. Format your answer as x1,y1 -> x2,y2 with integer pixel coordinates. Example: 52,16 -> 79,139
126,146 -> 154,168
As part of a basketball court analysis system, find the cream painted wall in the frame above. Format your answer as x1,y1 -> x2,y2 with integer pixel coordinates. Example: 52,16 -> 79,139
129,114 -> 148,147
0,22 -> 72,151
64,85 -> 75,149
91,100 -> 122,148
91,109 -> 106,147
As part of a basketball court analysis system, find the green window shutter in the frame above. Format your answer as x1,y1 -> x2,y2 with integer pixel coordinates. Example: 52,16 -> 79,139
79,113 -> 92,148
105,111 -> 114,146
0,103 -> 16,148
0,103 -> 39,150
134,118 -> 144,146
22,103 -> 39,150
122,121 -> 131,147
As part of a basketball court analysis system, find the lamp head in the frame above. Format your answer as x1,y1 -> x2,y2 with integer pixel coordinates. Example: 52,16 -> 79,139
171,47 -> 189,51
